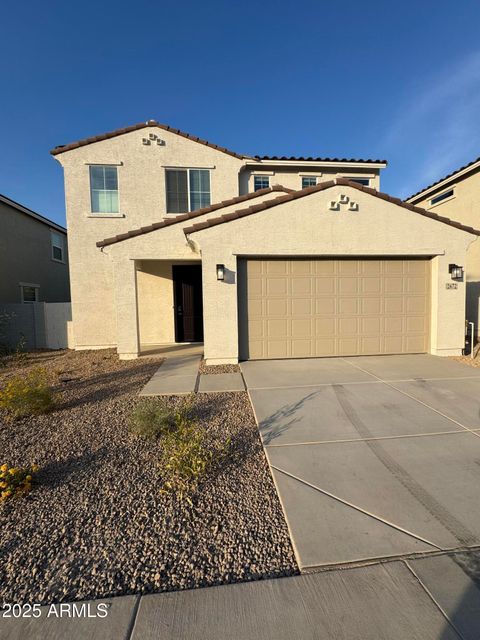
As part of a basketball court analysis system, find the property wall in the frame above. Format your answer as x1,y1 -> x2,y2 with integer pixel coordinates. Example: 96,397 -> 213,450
0,200 -> 70,303
55,127 -> 245,349
0,303 -> 73,350
240,166 -> 381,194
191,186 -> 474,364
412,172 -> 480,334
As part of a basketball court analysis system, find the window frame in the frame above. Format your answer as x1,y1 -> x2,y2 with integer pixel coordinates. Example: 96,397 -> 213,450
253,175 -> 270,191
165,168 -> 211,214
430,188 -> 455,206
51,230 -> 65,263
345,177 -> 370,186
301,176 -> 317,189
89,165 -> 120,214
20,283 -> 39,303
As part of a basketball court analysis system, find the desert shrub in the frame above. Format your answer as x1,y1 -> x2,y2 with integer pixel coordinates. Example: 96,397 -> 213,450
129,399 -> 179,439
0,463 -> 39,502
130,397 -> 230,499
0,367 -> 54,419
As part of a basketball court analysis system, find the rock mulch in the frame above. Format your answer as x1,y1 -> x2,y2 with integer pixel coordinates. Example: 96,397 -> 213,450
451,354 -> 480,368
198,359 -> 241,375
0,350 -> 297,605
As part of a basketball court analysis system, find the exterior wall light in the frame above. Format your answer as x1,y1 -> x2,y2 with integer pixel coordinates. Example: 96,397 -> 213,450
449,264 -> 464,280
216,264 -> 225,281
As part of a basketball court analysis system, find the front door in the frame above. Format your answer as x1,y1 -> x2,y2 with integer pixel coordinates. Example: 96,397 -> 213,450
173,265 -> 204,342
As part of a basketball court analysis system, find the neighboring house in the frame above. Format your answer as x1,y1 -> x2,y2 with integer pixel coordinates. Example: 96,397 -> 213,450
406,158 -> 480,336
52,120 -> 478,363
0,193 -> 70,303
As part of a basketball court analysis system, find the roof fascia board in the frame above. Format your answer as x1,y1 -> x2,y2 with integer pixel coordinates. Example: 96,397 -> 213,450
245,160 -> 387,169
406,159 -> 480,203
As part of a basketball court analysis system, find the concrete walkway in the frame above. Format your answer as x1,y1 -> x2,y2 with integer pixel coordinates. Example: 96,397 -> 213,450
242,355 -> 480,570
139,344 -> 245,395
5,551 -> 480,639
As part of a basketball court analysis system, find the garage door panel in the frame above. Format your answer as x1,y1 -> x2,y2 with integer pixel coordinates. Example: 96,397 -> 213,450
291,278 -> 312,295
292,298 -> 312,315
243,259 -> 430,359
316,298 -> 336,315
266,299 -> 288,315
362,297 -> 382,314
339,298 -> 359,315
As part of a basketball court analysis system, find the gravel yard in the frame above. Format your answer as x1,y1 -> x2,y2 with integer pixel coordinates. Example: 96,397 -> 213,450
451,353 -> 480,368
198,359 -> 241,374
0,350 -> 297,605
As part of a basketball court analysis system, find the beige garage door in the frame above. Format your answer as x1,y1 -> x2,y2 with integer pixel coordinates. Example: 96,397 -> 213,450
242,259 -> 430,359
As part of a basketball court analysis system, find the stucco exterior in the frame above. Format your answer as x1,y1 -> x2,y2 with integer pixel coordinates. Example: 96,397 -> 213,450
0,196 -> 70,303
95,183 -> 475,363
54,122 -> 385,351
187,185 -> 474,363
407,168 -> 480,335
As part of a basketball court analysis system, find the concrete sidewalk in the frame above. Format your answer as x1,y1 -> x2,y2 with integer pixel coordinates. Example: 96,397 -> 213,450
4,552 -> 480,639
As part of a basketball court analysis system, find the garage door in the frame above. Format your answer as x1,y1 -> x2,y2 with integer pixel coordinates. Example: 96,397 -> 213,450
240,259 -> 430,359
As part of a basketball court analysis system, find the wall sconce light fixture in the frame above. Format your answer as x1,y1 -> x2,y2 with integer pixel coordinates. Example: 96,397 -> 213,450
449,264 -> 464,280
216,264 -> 225,281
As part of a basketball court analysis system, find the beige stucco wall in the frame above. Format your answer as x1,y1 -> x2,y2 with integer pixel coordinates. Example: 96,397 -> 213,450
412,171 -> 480,333
103,190 -> 286,356
240,166 -> 381,194
55,127 -> 244,348
190,186 -> 474,363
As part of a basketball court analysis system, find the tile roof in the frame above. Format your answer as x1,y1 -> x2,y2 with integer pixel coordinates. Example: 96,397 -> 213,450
51,120 -> 388,166
253,155 -> 388,164
183,177 -> 480,237
51,120 -> 252,160
406,156 -> 480,201
96,186 -> 293,248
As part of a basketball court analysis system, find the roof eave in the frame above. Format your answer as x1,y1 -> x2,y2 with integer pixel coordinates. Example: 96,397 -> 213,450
406,158 -> 480,203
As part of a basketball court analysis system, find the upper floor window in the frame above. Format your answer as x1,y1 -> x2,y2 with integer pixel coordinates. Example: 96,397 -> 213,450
166,169 -> 211,213
90,166 -> 119,213
254,176 -> 270,191
302,176 -> 317,188
51,231 -> 65,262
347,177 -> 370,186
430,189 -> 454,206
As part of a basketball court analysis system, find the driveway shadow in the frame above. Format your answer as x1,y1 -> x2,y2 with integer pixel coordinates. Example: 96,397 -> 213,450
257,391 -> 318,445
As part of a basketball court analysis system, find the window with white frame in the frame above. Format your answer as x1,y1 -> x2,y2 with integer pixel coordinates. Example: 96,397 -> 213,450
20,284 -> 39,303
166,169 -> 211,213
302,176 -> 317,188
51,231 -> 65,262
90,165 -> 119,213
254,175 -> 270,191
430,189 -> 454,206
346,177 -> 370,186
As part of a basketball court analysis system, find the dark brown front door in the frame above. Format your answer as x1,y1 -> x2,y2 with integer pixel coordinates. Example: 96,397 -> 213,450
173,265 -> 204,342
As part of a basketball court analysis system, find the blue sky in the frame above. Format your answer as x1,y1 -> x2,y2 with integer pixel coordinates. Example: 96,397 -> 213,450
1,0 -> 480,227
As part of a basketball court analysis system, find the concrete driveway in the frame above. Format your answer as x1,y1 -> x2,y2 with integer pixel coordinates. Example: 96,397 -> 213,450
241,355 -> 480,570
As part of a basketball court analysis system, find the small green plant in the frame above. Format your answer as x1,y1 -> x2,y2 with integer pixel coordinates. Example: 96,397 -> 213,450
13,333 -> 28,364
0,367 -> 54,419
129,399 -> 180,439
129,397 -> 230,500
0,463 -> 40,502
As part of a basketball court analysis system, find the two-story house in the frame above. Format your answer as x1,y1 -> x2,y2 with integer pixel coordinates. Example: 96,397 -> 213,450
406,158 -> 480,338
52,120 -> 479,363
0,193 -> 70,304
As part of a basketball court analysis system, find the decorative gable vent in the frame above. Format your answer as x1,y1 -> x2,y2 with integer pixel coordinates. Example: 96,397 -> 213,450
329,193 -> 358,211
142,133 -> 165,146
